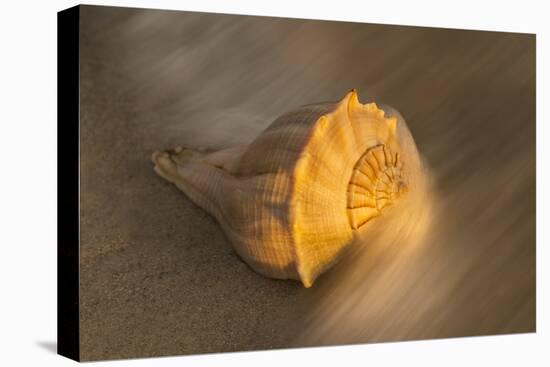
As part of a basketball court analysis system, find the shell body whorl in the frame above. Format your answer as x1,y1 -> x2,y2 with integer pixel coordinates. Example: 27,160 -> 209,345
152,90 -> 420,287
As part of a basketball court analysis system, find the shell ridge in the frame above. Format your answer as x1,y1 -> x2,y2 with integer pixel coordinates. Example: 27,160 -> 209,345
290,92 -> 360,287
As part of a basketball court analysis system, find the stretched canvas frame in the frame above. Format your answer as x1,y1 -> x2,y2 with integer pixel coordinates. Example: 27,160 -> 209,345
58,4 -> 536,362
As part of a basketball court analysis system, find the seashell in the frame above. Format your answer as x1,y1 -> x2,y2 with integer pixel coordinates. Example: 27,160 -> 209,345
152,89 -> 420,287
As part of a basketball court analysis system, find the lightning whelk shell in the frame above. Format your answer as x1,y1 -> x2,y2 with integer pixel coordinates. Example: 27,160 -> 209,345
152,89 -> 419,287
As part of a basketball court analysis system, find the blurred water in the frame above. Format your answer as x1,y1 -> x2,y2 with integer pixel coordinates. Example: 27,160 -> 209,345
79,6 -> 535,358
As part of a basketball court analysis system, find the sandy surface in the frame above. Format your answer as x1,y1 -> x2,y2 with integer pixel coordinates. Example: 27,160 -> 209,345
78,5 -> 535,361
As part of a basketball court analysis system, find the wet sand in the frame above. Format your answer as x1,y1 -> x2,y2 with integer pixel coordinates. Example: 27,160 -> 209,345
78,5 -> 535,361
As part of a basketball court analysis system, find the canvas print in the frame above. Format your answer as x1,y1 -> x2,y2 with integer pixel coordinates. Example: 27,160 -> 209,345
57,4 -> 535,361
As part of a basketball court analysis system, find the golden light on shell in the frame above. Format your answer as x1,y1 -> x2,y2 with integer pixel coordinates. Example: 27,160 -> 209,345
152,89 -> 421,287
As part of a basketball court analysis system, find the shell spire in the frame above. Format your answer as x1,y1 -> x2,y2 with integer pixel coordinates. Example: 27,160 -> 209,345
346,144 -> 407,229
